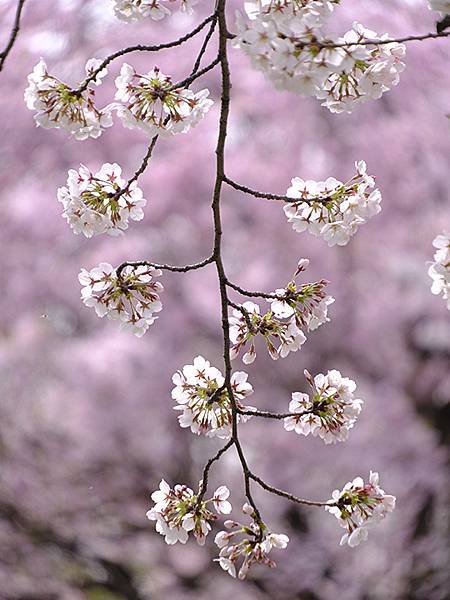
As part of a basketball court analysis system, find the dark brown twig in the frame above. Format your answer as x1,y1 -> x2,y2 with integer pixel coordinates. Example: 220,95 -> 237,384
0,0 -> 27,72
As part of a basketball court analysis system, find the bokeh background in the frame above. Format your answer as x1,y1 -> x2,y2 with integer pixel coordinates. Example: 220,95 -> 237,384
1,0 -> 449,598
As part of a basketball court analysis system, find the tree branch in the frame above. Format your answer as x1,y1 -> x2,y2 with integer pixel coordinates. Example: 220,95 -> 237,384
75,13 -> 217,93
224,175 -> 330,204
0,0 -> 27,73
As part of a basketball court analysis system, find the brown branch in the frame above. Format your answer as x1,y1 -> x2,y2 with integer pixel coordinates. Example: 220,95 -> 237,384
75,13 -> 217,93
249,474 -> 334,508
171,55 -> 221,91
224,175 -> 330,204
0,0 -> 27,72
116,256 -> 215,279
191,14 -> 218,76
237,407 -> 313,420
196,439 -> 234,506
227,279 -> 282,300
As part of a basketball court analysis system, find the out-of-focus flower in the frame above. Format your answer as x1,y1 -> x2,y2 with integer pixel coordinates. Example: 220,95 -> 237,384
284,369 -> 363,443
24,59 -> 112,139
325,471 -> 396,546
146,480 -> 231,546
284,161 -> 381,246
172,356 -> 254,438
428,232 -> 450,309
230,262 -> 333,362
78,263 -> 163,336
57,163 -> 146,237
112,0 -> 198,22
428,0 -> 450,15
114,64 -> 213,137
215,503 -> 289,579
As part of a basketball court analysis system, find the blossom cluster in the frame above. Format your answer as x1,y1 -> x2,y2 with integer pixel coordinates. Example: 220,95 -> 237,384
230,261 -> 334,363
114,64 -> 213,137
112,0 -> 198,22
326,471 -> 396,547
283,161 -> 382,246
78,262 -> 163,337
215,503 -> 289,579
428,0 -> 450,15
284,369 -> 363,444
24,59 -> 112,140
234,2 -> 406,113
172,356 -> 254,439
147,480 -> 231,546
428,232 -> 450,310
57,163 -> 146,237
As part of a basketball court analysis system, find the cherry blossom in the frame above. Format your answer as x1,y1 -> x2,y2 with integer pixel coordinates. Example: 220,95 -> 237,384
283,160 -> 382,246
230,264 -> 333,362
24,59 -> 112,140
114,64 -> 213,137
57,163 -> 146,237
214,503 -> 289,579
428,232 -> 450,310
172,356 -> 254,438
325,471 -> 396,546
78,263 -> 163,336
147,480 -> 232,546
111,0 -> 198,22
234,5 -> 405,113
284,369 -> 363,443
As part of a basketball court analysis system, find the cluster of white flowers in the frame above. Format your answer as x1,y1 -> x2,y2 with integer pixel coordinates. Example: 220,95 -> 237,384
284,369 -> 363,444
428,232 -> 450,310
172,355 -> 254,438
234,1 -> 406,113
57,163 -> 146,237
147,480 -> 231,546
114,64 -> 213,137
284,161 -> 382,246
326,471 -> 396,547
112,0 -> 198,22
428,0 -> 450,16
78,262 -> 163,336
230,261 -> 333,363
24,59 -> 112,140
215,503 -> 289,579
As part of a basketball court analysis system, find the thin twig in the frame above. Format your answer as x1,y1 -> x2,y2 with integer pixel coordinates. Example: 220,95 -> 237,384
75,13 -> 217,93
116,256 -> 214,279
250,474 -> 334,508
196,439 -> 234,506
0,0 -> 27,72
237,408 -> 313,420
227,279 -> 281,300
224,175 -> 330,204
172,55 -> 220,90
191,14 -> 218,76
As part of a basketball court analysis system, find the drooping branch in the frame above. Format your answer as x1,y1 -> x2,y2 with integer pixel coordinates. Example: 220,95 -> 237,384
249,474 -> 335,508
0,0 -> 27,73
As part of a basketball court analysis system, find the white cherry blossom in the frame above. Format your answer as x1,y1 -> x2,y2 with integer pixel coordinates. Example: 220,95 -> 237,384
78,263 -> 163,336
172,356 -> 254,438
284,161 -> 382,246
114,64 -> 213,137
284,369 -> 363,443
24,59 -> 112,140
112,0 -> 199,22
57,163 -> 146,237
428,232 -> 450,310
147,480 -> 232,546
214,504 -> 289,579
326,471 -> 396,546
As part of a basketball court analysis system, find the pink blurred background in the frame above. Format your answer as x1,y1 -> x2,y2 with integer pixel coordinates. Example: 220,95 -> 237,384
1,0 -> 449,598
